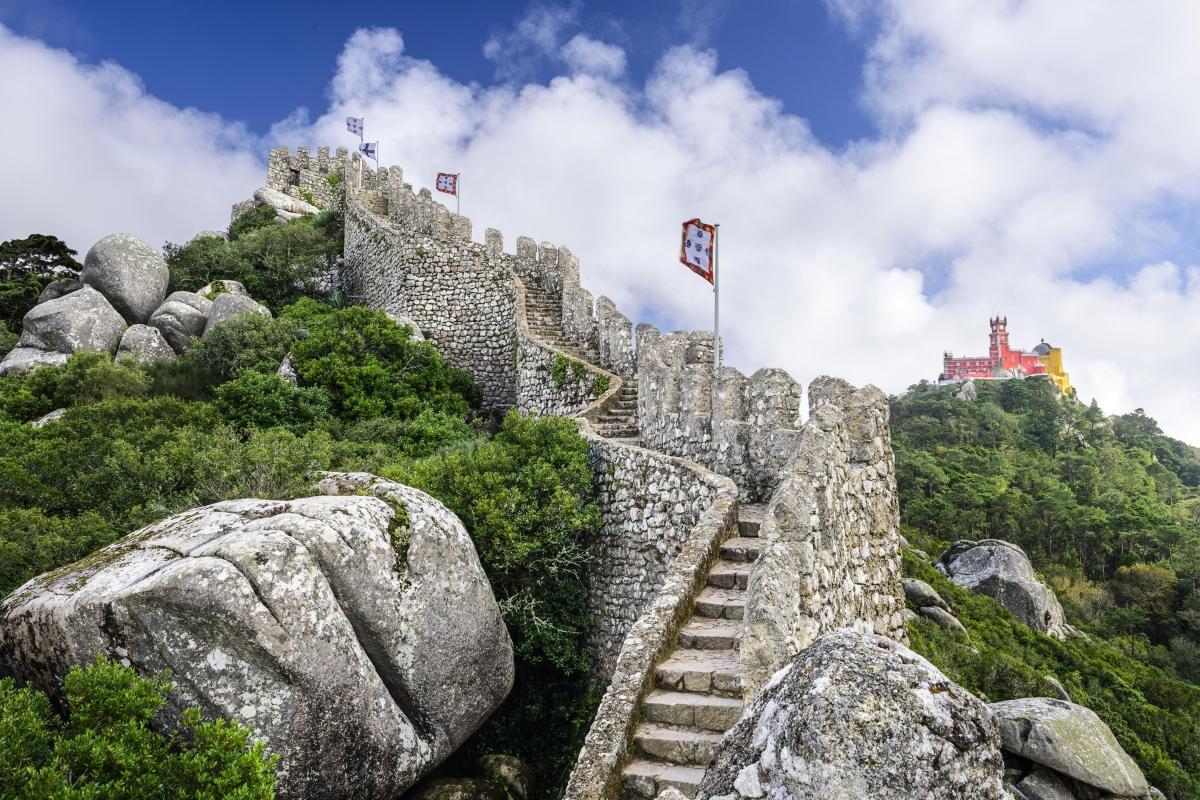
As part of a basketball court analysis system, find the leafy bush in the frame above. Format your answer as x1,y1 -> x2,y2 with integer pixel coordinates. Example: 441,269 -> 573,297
393,412 -> 600,795
0,234 -> 81,329
148,314 -> 304,398
228,204 -> 278,242
214,371 -> 331,433
0,351 -> 150,422
164,215 -> 339,312
0,657 -> 276,799
284,299 -> 481,421
904,552 -> 1200,799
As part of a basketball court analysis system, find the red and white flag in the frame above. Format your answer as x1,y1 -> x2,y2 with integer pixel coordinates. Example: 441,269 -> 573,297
680,218 -> 716,283
435,172 -> 459,196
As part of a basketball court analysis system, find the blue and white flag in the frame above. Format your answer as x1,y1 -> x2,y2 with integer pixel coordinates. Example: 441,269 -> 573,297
346,116 -> 364,137
359,141 -> 378,161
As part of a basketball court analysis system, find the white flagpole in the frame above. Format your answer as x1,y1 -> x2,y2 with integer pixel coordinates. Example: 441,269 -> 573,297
456,175 -> 461,216
358,120 -> 364,190
713,223 -> 720,416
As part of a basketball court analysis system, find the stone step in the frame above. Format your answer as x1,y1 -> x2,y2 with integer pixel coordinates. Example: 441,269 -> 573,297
693,587 -> 745,621
633,723 -> 725,767
656,648 -> 741,696
621,759 -> 704,799
719,537 -> 763,563
738,505 -> 766,538
707,561 -> 751,591
677,618 -> 741,651
641,690 -> 743,732
610,437 -> 644,447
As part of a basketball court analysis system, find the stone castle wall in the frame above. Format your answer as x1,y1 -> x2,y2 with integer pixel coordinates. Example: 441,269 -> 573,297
268,145 -> 352,208
636,327 -> 807,503
740,377 -> 908,696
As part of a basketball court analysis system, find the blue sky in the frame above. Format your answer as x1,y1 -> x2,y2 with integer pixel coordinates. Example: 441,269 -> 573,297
0,0 -> 873,146
1,1 -> 1199,442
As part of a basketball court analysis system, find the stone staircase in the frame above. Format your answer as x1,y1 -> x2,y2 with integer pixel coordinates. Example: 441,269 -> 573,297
620,505 -> 765,799
522,284 -> 639,442
523,285 -> 599,363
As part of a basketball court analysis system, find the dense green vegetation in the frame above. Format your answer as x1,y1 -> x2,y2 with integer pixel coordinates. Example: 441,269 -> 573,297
1,657 -> 277,799
893,379 -> 1200,797
905,552 -> 1200,799
0,217 -> 596,797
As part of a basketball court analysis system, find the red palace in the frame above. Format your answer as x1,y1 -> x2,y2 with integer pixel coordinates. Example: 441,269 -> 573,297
940,317 -> 1072,394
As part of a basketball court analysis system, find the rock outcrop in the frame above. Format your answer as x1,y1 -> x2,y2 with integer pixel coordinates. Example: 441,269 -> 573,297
0,346 -> 69,375
904,577 -> 951,612
697,630 -> 1007,800
149,291 -> 212,353
0,473 -> 514,800
116,324 -> 176,364
37,277 -> 82,303
990,698 -> 1150,799
198,279 -> 249,298
18,286 -> 126,355
937,540 -> 1073,639
255,186 -> 320,220
204,292 -> 271,333
80,233 -> 169,324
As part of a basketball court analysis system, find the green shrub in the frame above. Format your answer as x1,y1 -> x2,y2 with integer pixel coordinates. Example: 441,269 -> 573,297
392,412 -> 599,795
228,204 -> 278,242
163,233 -> 230,294
0,657 -> 276,799
0,352 -> 150,422
149,314 -> 304,398
284,299 -> 481,421
214,371 -> 331,433
0,322 -> 17,358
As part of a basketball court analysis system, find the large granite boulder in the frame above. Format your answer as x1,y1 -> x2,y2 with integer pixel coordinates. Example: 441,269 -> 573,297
0,474 -> 514,800
18,286 -> 126,355
116,324 -> 176,364
697,630 -> 1007,800
255,186 -> 320,217
149,291 -> 212,353
197,279 -> 249,299
204,292 -> 271,333
990,698 -> 1149,798
0,346 -> 69,375
937,540 -> 1072,638
38,277 -> 83,303
81,233 -> 169,324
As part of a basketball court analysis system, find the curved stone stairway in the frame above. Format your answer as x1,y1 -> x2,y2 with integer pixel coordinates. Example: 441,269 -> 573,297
519,282 -> 764,798
620,505 -> 763,799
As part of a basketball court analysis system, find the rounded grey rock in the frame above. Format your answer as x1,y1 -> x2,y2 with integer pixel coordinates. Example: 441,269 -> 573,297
698,630 -> 1007,800
0,474 -> 514,800
38,277 -> 83,303
116,324 -> 176,364
920,605 -> 968,635
904,577 -> 950,612
197,279 -> 249,299
989,698 -> 1148,798
30,408 -> 67,428
937,540 -> 1071,638
204,292 -> 271,334
0,346 -> 70,376
19,286 -> 126,355
81,233 -> 169,323
150,297 -> 210,353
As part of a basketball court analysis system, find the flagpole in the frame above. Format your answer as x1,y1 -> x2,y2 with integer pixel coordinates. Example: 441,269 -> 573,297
713,223 -> 720,417
457,175 -> 461,216
358,120 -> 364,190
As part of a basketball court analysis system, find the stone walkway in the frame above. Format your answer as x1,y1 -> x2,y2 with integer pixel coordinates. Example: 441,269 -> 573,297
619,505 -> 763,799
520,277 -> 762,799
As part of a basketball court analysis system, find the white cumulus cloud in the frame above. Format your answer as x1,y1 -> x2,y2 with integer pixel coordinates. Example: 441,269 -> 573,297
2,5 -> 1200,443
0,24 -> 262,256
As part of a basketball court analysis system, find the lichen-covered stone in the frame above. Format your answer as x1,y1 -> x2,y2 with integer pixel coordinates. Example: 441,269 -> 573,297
116,324 -> 175,364
937,540 -> 1072,638
149,292 -> 211,353
204,292 -> 271,333
0,476 -> 514,800
698,630 -> 1007,800
905,577 -> 950,611
0,346 -> 69,375
197,279 -> 249,299
18,286 -> 126,355
81,233 -> 169,323
989,698 -> 1148,798
38,277 -> 82,303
